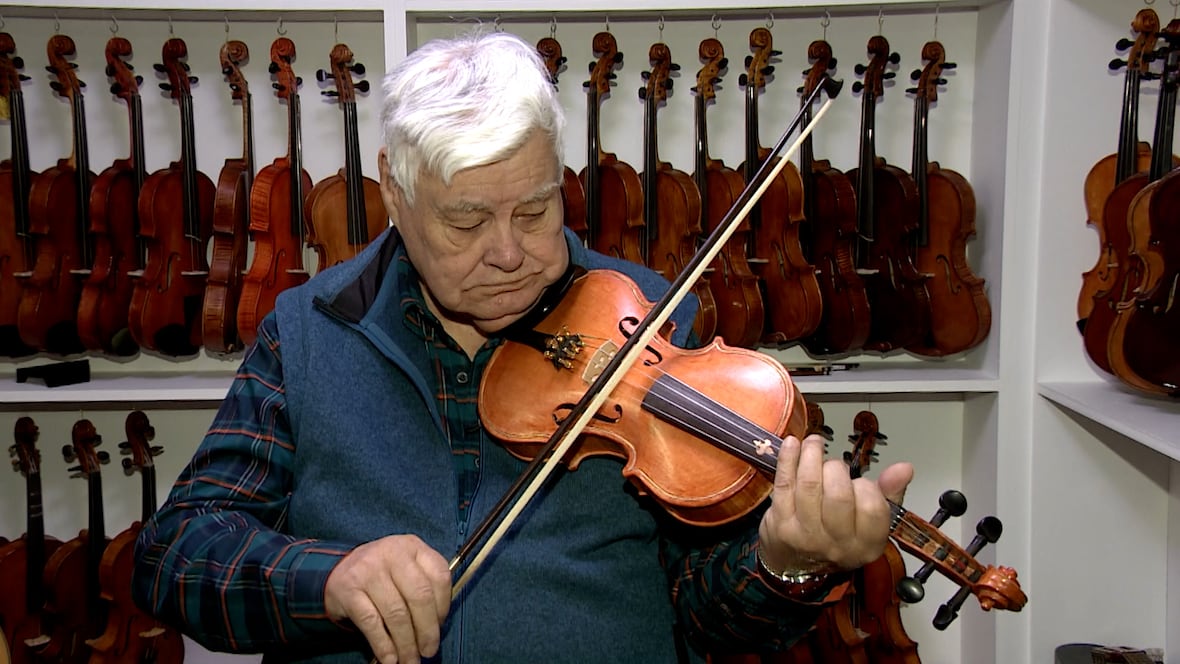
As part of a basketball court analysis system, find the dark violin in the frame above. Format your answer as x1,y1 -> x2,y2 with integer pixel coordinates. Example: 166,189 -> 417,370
847,35 -> 932,353
739,28 -> 823,345
536,36 -> 588,241
129,37 -> 214,356
1107,36 -> 1180,396
579,32 -> 646,266
33,420 -> 111,664
905,41 -> 991,357
77,36 -> 145,356
18,34 -> 94,355
478,268 -> 1027,612
237,37 -> 312,348
89,412 -> 185,664
305,43 -> 386,271
640,41 -> 717,344
202,40 -> 254,355
1079,8 -> 1159,328
0,418 -> 63,664
797,39 -> 871,357
692,37 -> 763,348
0,33 -> 36,357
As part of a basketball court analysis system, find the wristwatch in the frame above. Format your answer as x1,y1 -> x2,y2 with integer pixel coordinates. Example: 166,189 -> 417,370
756,549 -> 848,604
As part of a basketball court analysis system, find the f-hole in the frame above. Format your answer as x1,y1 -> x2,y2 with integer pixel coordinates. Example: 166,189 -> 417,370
618,316 -> 663,366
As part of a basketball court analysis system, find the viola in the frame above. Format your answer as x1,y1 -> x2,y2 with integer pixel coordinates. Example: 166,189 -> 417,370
536,37 -> 588,241
478,268 -> 1027,611
18,34 -> 94,355
1106,36 -> 1180,396
0,33 -> 36,357
129,37 -> 214,356
77,36 -> 145,356
202,40 -> 254,355
639,41 -> 717,344
692,37 -> 763,349
1084,26 -> 1180,374
237,37 -> 312,348
88,411 -> 185,664
1079,8 -> 1159,328
905,41 -> 991,357
847,35 -> 932,353
33,420 -> 111,664
0,418 -> 64,664
579,32 -> 646,266
305,43 -> 386,271
739,28 -> 823,345
796,39 -> 871,357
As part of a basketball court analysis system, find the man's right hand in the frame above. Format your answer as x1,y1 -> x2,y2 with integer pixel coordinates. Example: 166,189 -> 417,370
324,534 -> 452,664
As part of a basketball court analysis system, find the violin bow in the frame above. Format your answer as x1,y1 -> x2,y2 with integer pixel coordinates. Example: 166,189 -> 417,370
450,75 -> 844,594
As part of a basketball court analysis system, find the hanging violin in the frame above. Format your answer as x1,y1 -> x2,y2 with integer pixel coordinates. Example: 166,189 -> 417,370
692,37 -> 763,349
847,35 -> 931,353
237,37 -> 312,348
305,42 -> 386,271
639,41 -> 717,344
797,39 -> 871,357
203,40 -> 254,355
129,36 -> 214,356
18,34 -> 94,355
579,32 -> 646,266
77,35 -> 145,356
537,36 -> 588,241
739,27 -> 823,346
0,33 -> 36,357
905,40 -> 991,357
1079,8 -> 1158,328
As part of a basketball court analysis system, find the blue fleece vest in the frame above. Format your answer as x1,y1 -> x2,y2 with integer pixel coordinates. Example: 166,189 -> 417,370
271,228 -> 699,663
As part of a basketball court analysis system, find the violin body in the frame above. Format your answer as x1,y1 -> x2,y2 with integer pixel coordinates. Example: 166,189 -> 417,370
18,157 -> 90,355
130,162 -> 214,356
0,537 -> 63,664
305,168 -> 386,270
859,543 -> 920,663
699,161 -> 763,348
204,40 -> 254,355
591,155 -> 647,266
35,533 -> 101,664
0,32 -> 36,357
561,167 -> 588,240
77,156 -> 139,355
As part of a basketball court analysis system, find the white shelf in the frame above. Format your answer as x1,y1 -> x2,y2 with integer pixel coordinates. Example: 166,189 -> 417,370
0,1 -> 385,12
0,372 -> 235,406
792,365 -> 999,394
403,0 -> 987,14
1038,380 -> 1180,463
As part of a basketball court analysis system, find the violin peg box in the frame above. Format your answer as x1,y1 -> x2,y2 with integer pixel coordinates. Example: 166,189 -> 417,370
15,359 -> 91,388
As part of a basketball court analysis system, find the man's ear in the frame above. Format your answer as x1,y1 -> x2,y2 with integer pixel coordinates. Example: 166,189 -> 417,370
377,147 -> 404,227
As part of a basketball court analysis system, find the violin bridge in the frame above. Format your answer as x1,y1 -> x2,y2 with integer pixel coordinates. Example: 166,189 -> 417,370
542,326 -> 585,370
581,339 -> 618,382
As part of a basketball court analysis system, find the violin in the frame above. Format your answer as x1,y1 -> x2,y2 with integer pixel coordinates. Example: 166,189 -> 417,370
692,37 -> 764,349
237,37 -> 312,348
0,33 -> 36,357
536,37 -> 588,241
77,36 -> 145,357
739,28 -> 823,346
1079,8 -> 1158,328
202,40 -> 254,355
1106,35 -> 1180,397
478,267 -> 1026,610
0,418 -> 63,664
88,412 -> 185,664
796,39 -> 871,357
905,41 -> 991,357
579,32 -> 646,266
18,34 -> 94,355
639,41 -> 717,344
305,43 -> 386,271
1084,25 -> 1180,374
129,37 -> 214,356
33,420 -> 111,664
847,35 -> 932,353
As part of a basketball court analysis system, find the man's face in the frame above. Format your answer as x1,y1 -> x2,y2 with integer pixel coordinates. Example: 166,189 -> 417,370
380,131 -> 569,334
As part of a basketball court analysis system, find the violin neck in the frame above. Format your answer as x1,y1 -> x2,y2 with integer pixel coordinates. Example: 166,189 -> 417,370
1116,67 -> 1145,183
584,88 -> 601,249
86,470 -> 107,636
342,97 -> 368,245
242,92 -> 256,196
641,94 -> 658,259
179,91 -> 203,241
24,467 -> 48,614
129,92 -> 147,193
140,463 -> 157,523
800,99 -> 817,222
1149,51 -> 1180,181
71,91 -> 95,268
288,91 -> 307,244
693,94 -> 709,215
743,82 -> 762,232
912,95 -> 930,248
856,89 -> 878,245
889,501 -> 986,588
9,88 -> 34,244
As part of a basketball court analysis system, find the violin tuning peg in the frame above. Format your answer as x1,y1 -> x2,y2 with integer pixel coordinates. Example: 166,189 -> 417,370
7,444 -> 14,456
875,432 -> 888,441
93,435 -> 103,447
356,80 -> 370,93
587,61 -> 596,73
882,72 -> 896,80
135,75 -> 143,86
350,62 -> 366,75
322,90 -> 339,97
19,74 -> 30,82
159,83 -> 172,92
78,80 -> 86,88
613,52 -> 624,64
895,575 -> 926,603
802,68 -> 811,76
608,73 -> 617,80
110,84 -> 122,95
910,68 -> 921,80
796,85 -> 805,94
97,451 -> 110,464
105,65 -> 116,77
62,445 -> 76,462
272,83 -> 282,90
69,469 -> 85,479
670,63 -> 681,71
712,77 -> 722,85
118,441 -> 131,451
933,592 -> 969,631
854,63 -> 867,75
637,88 -> 647,100
889,52 -> 901,64
316,68 -> 332,82
151,446 -> 164,456
1109,57 -> 1128,71
933,489 -> 968,525
738,73 -> 748,86
10,459 -> 19,472
45,65 -> 55,74
943,62 -> 957,70
188,76 -> 198,84
718,57 -> 728,69
1116,37 -> 1135,50
831,57 -> 838,68
852,81 -> 864,93
222,66 -> 234,76
771,49 -> 783,57
937,78 -> 948,85
153,63 -> 167,73
268,62 -> 280,74
67,465 -> 82,474
664,79 -> 673,90
761,66 -> 774,76
12,56 -> 23,68
49,81 -> 63,93
126,62 -> 135,71
69,62 -> 79,69
744,55 -> 753,68
181,62 -> 190,72
122,458 -> 135,475
295,76 -> 303,86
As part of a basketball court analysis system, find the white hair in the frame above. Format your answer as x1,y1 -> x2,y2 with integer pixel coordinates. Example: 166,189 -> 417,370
380,29 -> 567,206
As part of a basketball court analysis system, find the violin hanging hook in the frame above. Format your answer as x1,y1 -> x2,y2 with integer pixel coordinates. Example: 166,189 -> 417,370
878,8 -> 885,34
821,10 -> 831,39
276,16 -> 287,36
711,13 -> 721,37
110,14 -> 119,34
605,14 -> 611,32
168,15 -> 174,36
334,14 -> 339,42
54,12 -> 60,34
1171,0 -> 1179,18
1144,0 -> 1155,5
766,11 -> 775,29
550,16 -> 557,39
224,14 -> 230,41
0,14 -> 6,30
934,4 -> 941,39
494,15 -> 503,32
658,15 -> 665,40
